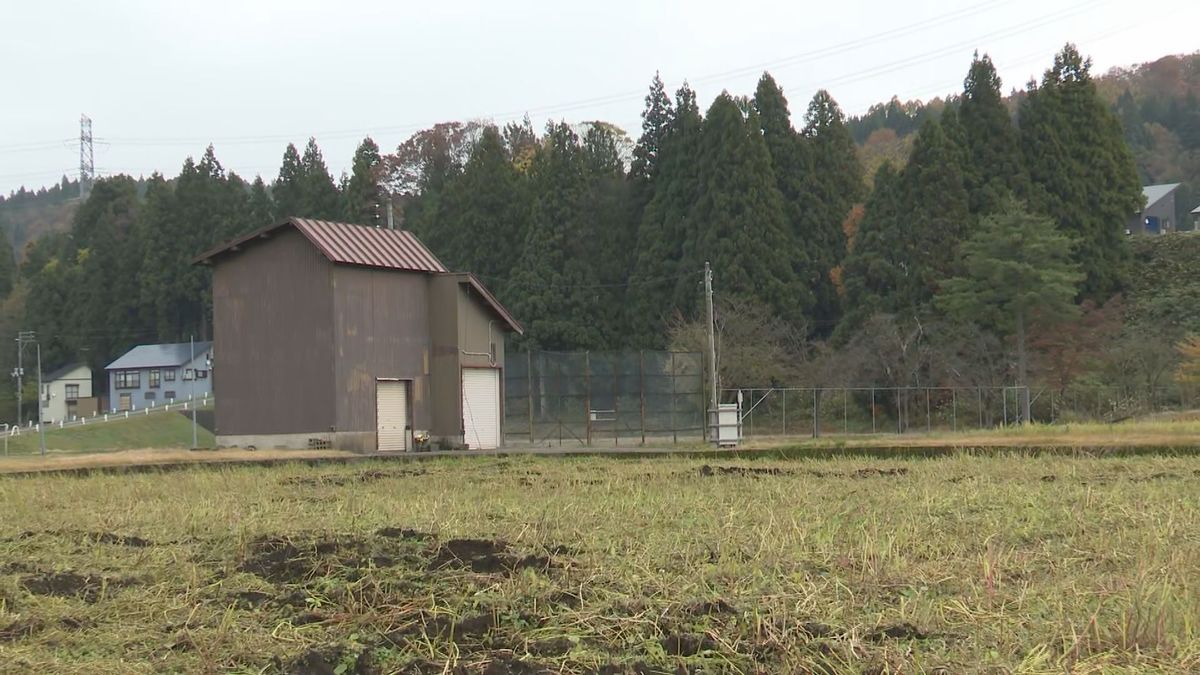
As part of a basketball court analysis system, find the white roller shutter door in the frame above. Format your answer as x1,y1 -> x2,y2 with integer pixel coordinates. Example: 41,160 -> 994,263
376,380 -> 410,452
462,368 -> 500,450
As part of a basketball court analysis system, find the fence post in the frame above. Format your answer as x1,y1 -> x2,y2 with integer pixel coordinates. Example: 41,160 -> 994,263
812,388 -> 820,439
978,388 -> 983,429
670,352 -> 677,445
782,389 -> 787,436
527,350 -> 534,444
749,389 -> 755,438
613,357 -> 619,447
925,388 -> 931,433
584,351 -> 592,446
870,387 -> 876,433
1002,388 -> 1008,427
896,388 -> 902,434
639,350 -> 646,446
951,388 -> 957,432
843,388 -> 848,434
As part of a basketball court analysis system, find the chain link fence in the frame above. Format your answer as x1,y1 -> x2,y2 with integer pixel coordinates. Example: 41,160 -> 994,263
504,350 -> 704,446
729,385 -> 1192,438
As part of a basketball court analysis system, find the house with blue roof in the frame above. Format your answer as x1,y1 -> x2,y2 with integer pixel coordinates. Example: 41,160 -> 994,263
105,342 -> 213,412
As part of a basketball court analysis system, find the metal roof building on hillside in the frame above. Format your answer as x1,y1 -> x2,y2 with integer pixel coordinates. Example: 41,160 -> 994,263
1130,183 -> 1182,235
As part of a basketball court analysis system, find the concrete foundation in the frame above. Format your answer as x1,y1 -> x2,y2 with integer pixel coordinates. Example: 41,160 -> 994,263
216,431 -> 453,454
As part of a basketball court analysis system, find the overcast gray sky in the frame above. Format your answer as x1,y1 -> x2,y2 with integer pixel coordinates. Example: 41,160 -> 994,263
2,0 -> 1196,196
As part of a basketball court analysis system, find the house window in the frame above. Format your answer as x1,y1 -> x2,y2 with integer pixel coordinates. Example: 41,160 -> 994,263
183,369 -> 194,381
164,369 -> 176,382
196,369 -> 208,379
144,391 -> 156,401
65,384 -> 79,401
114,370 -> 141,389
165,390 -> 176,400
149,369 -> 161,388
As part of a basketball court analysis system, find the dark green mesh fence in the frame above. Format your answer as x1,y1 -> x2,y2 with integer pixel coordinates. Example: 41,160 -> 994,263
505,351 -> 704,446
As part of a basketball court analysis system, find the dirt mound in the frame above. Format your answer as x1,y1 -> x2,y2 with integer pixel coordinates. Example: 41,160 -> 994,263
867,622 -> 928,641
20,570 -> 133,603
699,465 -> 789,477
375,527 -> 431,540
0,618 -> 43,642
429,538 -> 554,574
684,599 -> 738,616
283,469 -> 426,487
850,467 -> 909,478
238,536 -> 371,583
660,632 -> 716,656
85,531 -> 154,547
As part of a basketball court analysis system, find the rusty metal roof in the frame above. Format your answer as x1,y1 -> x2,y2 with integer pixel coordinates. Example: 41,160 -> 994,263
194,217 -> 447,273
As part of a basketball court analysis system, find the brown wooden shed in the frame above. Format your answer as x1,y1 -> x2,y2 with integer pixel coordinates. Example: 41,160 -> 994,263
194,217 -> 522,452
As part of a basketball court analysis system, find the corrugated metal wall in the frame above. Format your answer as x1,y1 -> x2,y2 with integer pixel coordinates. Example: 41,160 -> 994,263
331,265 -> 432,435
212,228 -> 336,435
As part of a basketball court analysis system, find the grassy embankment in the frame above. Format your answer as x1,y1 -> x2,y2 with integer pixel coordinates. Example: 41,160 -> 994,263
0,410 -> 215,456
0,452 -> 1197,673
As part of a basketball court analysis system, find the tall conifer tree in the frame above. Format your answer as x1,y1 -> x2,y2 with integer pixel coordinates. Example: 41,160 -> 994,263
508,123 -> 604,349
897,118 -> 971,309
439,126 -> 527,279
686,93 -> 808,326
800,89 -> 863,330
273,143 -> 304,220
1020,44 -> 1142,299
628,83 -> 702,346
343,137 -> 383,225
838,163 -> 905,339
298,138 -> 342,220
959,53 -> 1027,214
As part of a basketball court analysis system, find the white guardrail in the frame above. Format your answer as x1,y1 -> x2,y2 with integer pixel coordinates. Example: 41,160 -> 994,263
6,395 -> 212,438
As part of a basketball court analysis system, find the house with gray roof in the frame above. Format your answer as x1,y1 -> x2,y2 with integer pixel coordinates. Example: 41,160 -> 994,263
41,363 -> 92,423
105,342 -> 212,412
1129,183 -> 1181,235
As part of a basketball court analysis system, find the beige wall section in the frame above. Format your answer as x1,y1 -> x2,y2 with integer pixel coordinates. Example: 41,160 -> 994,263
457,282 -> 506,371
212,228 -> 336,436
331,266 -> 431,438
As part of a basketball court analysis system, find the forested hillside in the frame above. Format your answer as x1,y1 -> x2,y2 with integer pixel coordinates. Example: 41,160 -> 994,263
849,51 -> 1200,224
0,44 -> 1196,423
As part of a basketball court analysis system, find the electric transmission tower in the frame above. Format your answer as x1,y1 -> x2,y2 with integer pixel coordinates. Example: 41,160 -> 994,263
79,114 -> 94,198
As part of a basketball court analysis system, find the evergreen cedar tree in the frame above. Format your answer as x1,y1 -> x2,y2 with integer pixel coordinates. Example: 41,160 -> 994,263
1019,45 -> 1142,300
937,202 -> 1085,422
342,138 -> 383,226
12,43 -> 1151,374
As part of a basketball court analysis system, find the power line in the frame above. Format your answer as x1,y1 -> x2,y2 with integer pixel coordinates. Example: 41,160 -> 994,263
8,0 -> 1053,151
475,270 -> 700,291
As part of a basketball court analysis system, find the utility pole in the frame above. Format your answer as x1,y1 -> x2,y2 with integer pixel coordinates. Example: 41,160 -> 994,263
14,333 -> 28,424
79,115 -> 95,199
36,340 -> 45,456
190,335 -> 197,449
15,331 -> 37,428
705,261 -> 718,415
